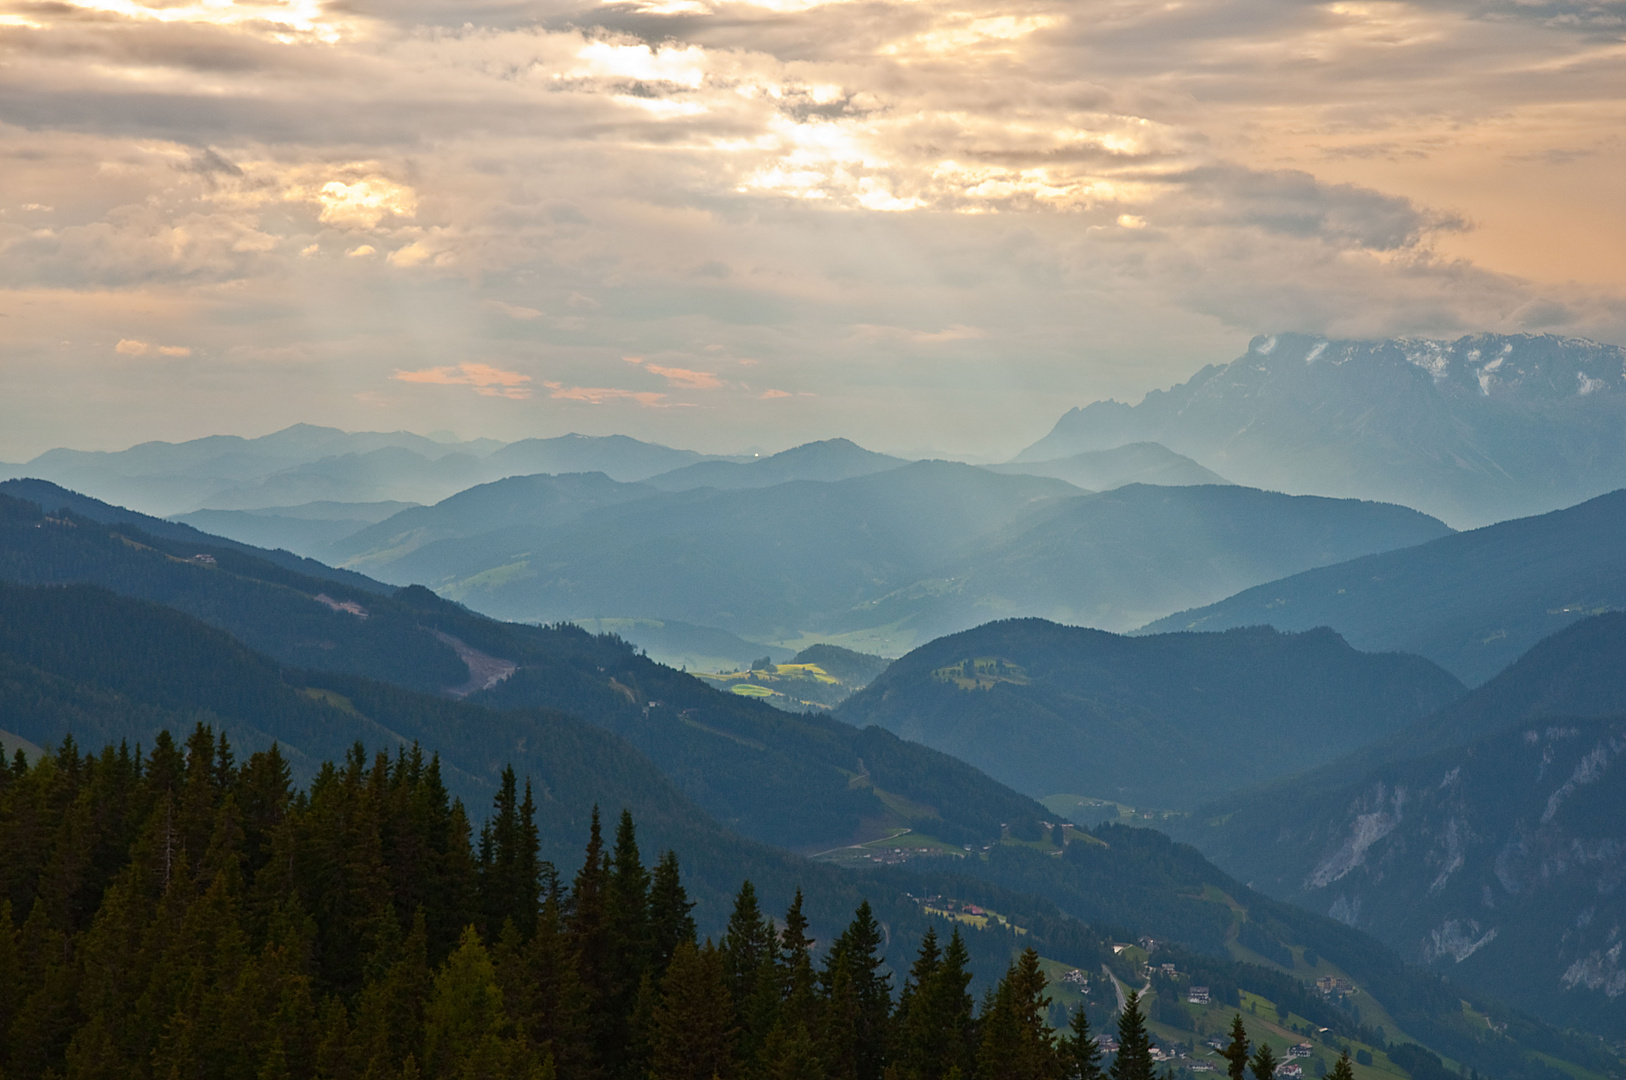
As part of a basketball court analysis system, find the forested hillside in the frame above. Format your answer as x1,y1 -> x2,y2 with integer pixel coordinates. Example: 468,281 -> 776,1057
0,488 -> 1048,852
838,620 -> 1464,807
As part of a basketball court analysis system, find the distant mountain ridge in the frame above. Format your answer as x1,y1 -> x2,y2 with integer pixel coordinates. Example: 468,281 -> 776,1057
840,483 -> 1451,638
989,442 -> 1229,490
1140,487 -> 1626,685
1021,333 -> 1626,527
336,462 -> 1449,652
836,618 -> 1465,808
11,425 -> 731,516
644,438 -> 907,491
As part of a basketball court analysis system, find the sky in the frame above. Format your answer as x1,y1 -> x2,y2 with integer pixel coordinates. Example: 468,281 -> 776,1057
1,0 -> 1623,461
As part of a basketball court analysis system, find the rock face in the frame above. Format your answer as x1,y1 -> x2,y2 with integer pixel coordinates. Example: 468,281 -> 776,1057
1276,721 -> 1626,1038
1180,613 -> 1626,1039
1021,333 -> 1626,527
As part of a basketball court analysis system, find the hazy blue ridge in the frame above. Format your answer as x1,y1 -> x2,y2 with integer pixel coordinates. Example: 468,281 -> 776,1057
1139,487 -> 1626,685
987,441 -> 1230,490
332,461 -> 1450,653
642,437 -> 908,491
14,425 -> 720,516
835,483 -> 1454,638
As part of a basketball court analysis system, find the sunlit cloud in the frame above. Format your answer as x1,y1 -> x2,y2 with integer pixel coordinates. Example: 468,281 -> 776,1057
0,0 -> 1621,459
114,339 -> 190,357
394,363 -> 533,399
644,364 -> 724,389
542,382 -> 676,407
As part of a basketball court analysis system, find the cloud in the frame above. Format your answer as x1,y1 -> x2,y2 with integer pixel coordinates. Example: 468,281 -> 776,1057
394,362 -> 533,399
481,300 -> 545,320
542,381 -> 675,407
759,388 -> 792,398
0,0 -> 1621,459
643,364 -> 724,389
114,339 -> 190,357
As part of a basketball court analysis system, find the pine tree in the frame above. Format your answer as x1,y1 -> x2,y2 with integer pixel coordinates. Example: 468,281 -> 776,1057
1109,990 -> 1154,1080
723,880 -> 782,1074
423,924 -> 536,1080
1330,1053 -> 1356,1080
892,926 -> 942,1079
568,807 -> 615,1075
817,950 -> 861,1080
351,907 -> 432,1075
823,901 -> 890,1080
595,808 -> 652,1079
1222,1015 -> 1251,1080
976,948 -> 1060,1080
1250,1042 -> 1279,1080
929,928 -> 978,1080
1065,1005 -> 1104,1080
480,767 -> 542,940
500,887 -> 594,1080
648,940 -> 737,1080
893,925 -> 975,1080
647,851 -> 696,978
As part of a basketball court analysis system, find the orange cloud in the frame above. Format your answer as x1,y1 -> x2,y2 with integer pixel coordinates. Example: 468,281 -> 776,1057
759,388 -> 792,399
644,363 -> 723,389
394,362 -> 532,399
542,382 -> 678,407
115,339 -> 191,357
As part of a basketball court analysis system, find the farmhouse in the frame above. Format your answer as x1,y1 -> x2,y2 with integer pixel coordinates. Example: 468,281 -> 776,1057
1188,986 -> 1211,1004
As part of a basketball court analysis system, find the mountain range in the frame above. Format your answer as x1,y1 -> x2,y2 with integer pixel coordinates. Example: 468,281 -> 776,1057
1021,333 -> 1626,528
3,478 -> 1624,1076
0,485 -> 1614,1080
315,459 -> 1448,652
1140,487 -> 1626,685
2,426 -> 728,517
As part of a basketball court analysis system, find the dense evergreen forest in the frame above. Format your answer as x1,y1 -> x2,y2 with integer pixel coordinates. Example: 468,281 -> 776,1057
0,727 -> 1145,1080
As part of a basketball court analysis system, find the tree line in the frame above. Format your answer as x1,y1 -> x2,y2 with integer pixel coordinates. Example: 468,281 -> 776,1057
0,725 -> 1210,1080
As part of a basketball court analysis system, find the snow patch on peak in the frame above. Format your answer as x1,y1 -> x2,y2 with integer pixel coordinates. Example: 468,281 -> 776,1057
1253,335 -> 1278,356
1305,341 -> 1328,365
1403,340 -> 1450,380
1579,371 -> 1606,396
